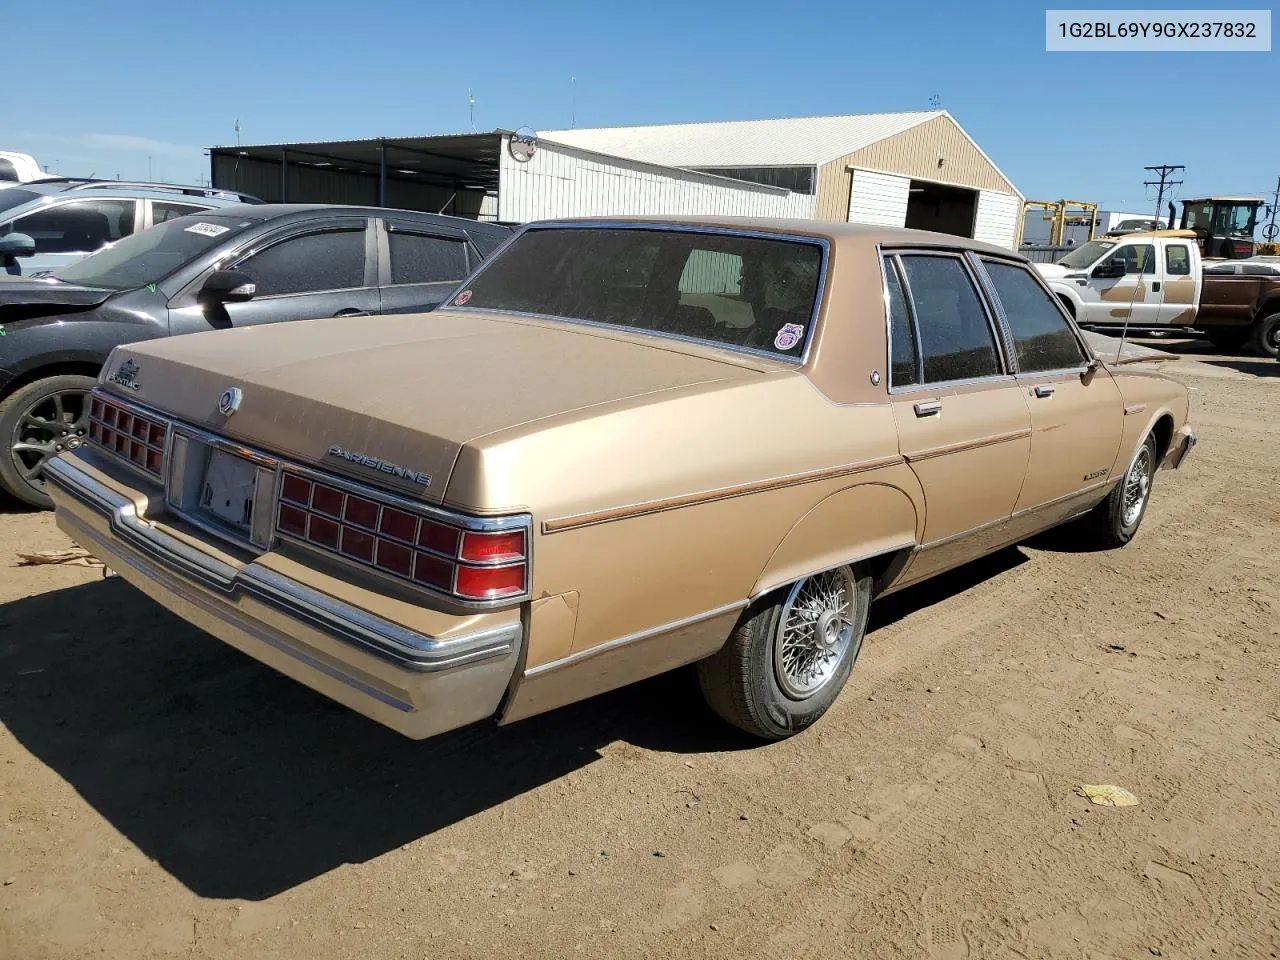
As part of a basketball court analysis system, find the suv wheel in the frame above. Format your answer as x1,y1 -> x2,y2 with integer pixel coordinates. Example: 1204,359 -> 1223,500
1250,312 -> 1280,359
0,375 -> 97,508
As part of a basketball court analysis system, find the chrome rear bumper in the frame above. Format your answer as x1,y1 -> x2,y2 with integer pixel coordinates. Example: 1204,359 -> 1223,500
45,452 -> 522,739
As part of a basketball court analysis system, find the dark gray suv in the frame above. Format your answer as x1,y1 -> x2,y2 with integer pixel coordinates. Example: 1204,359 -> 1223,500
0,204 -> 511,506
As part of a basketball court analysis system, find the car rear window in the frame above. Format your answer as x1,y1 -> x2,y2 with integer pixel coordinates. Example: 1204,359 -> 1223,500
449,227 -> 824,359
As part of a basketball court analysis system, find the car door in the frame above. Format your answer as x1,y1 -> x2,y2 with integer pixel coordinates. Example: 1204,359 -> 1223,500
1080,241 -> 1162,328
218,219 -> 378,327
976,257 -> 1124,531
1156,240 -> 1200,325
3,197 -> 139,275
884,251 -> 1032,586
376,219 -> 476,314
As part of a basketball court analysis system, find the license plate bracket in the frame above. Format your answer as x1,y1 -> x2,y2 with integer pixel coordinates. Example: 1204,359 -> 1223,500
199,448 -> 260,533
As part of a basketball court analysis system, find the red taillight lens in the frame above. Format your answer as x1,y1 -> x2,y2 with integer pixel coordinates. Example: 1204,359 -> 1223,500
276,469 -> 528,602
89,394 -> 166,479
460,530 -> 526,563
454,563 -> 526,600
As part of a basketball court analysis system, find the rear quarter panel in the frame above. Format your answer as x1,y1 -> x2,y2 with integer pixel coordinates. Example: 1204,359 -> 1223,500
1105,367 -> 1190,476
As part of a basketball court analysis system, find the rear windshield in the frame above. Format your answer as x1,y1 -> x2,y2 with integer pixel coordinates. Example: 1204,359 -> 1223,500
51,214 -> 257,290
449,226 -> 824,359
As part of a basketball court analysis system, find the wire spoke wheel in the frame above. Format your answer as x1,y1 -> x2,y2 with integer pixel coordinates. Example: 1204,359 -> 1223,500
10,388 -> 91,487
773,567 -> 859,700
1121,444 -> 1153,528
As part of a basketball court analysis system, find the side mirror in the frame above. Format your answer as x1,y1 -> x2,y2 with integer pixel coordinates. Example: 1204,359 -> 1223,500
0,232 -> 36,258
1092,259 -> 1127,279
198,269 -> 256,304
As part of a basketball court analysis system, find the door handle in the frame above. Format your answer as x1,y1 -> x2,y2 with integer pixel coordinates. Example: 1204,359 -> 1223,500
913,399 -> 943,417
1152,281 -> 1161,292
332,308 -> 369,317
1034,384 -> 1055,398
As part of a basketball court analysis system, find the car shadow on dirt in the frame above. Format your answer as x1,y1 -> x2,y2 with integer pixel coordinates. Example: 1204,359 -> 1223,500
0,553 -> 1024,901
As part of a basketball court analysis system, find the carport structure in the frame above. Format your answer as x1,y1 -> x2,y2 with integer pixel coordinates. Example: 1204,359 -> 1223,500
209,133 -> 504,220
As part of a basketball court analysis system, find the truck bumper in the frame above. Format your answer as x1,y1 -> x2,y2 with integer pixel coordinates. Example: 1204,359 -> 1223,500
44,452 -> 523,740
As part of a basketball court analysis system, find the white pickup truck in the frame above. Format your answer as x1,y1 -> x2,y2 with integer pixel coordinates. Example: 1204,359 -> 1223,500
1036,230 -> 1280,356
1035,231 -> 1203,330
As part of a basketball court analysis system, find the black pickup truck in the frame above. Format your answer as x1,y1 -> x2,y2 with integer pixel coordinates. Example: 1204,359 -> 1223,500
0,204 -> 510,506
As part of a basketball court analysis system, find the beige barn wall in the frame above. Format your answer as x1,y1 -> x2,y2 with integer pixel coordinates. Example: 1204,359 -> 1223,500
814,115 -> 1018,222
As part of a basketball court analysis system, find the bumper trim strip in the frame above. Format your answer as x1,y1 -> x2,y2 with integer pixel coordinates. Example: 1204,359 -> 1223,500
44,455 -> 519,674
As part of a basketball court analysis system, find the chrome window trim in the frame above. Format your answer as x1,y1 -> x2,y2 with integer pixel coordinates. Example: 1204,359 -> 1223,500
441,221 -> 831,367
92,389 -> 533,611
971,255 -> 1094,370
875,248 -> 923,390
877,246 -> 1013,392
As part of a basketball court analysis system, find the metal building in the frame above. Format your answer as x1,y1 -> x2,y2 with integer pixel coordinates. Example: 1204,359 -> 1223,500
209,110 -> 1023,247
548,111 -> 1024,247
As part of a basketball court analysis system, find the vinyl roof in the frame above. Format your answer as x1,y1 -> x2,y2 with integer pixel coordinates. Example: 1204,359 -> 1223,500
541,111 -> 946,168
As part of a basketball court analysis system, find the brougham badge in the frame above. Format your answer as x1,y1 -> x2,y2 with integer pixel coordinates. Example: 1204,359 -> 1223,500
218,386 -> 243,417
107,358 -> 141,391
327,445 -> 431,486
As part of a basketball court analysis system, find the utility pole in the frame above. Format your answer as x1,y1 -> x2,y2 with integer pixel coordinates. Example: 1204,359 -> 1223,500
1263,175 -> 1280,243
571,76 -> 577,128
1144,164 -> 1184,225
234,118 -> 241,146
468,89 -> 476,132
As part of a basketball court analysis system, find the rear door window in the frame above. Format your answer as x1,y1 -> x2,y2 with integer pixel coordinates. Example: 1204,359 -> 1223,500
11,199 -> 136,254
236,227 -> 366,297
387,230 -> 469,284
982,260 -> 1086,372
1164,244 -> 1191,276
153,200 -> 210,224
883,257 -> 919,387
898,255 -> 1002,384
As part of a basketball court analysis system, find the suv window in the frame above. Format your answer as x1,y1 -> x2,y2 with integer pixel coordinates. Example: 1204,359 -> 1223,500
1099,243 -> 1155,275
0,159 -> 17,182
388,230 -> 468,284
237,228 -> 365,297
10,198 -> 136,254
983,260 -> 1085,372
899,255 -> 1001,384
883,257 -> 918,387
1165,244 -> 1191,276
153,200 -> 209,224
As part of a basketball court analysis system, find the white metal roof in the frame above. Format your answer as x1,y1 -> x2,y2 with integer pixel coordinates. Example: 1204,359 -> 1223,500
542,111 -> 945,168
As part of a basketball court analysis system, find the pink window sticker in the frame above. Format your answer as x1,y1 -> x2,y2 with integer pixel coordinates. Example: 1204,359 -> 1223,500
453,290 -> 473,306
773,323 -> 805,351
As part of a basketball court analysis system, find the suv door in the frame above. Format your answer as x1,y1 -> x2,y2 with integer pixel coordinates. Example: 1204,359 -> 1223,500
977,257 -> 1124,530
1,197 -> 139,274
194,219 -> 378,330
1080,241 -> 1162,327
376,219 -> 475,314
885,252 -> 1032,586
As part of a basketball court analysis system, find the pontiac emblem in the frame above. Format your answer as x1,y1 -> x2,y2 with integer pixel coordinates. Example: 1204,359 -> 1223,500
107,358 -> 141,391
327,445 -> 431,486
218,386 -> 242,417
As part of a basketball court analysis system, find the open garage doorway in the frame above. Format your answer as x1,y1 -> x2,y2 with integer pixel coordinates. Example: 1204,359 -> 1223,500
906,180 -> 977,238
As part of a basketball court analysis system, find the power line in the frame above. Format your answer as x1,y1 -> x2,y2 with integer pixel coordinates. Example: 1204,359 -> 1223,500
1144,164 -> 1184,224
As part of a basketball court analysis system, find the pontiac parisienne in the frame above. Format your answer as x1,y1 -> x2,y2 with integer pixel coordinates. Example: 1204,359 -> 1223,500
46,217 -> 1195,741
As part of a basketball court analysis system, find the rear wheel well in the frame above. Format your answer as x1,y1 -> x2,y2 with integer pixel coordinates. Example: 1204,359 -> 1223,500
0,362 -> 102,402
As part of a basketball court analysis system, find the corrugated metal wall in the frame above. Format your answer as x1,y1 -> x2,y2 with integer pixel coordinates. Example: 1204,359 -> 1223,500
815,115 -> 1018,221
847,170 -> 911,226
210,155 -> 487,218
972,190 -> 1021,248
497,138 -> 816,223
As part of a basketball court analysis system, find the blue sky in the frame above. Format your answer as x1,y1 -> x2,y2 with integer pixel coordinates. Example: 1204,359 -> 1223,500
4,0 -> 1276,210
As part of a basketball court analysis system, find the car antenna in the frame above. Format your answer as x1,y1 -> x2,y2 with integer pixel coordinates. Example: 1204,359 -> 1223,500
1114,242 -> 1148,364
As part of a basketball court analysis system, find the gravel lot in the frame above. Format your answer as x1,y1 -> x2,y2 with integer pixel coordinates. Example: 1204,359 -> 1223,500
1,339 -> 1277,959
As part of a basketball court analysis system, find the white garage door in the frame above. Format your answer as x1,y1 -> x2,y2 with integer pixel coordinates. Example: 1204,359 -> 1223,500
848,169 -> 909,227
972,190 -> 1021,249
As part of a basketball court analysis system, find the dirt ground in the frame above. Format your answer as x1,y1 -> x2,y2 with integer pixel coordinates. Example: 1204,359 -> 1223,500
1,339 -> 1277,960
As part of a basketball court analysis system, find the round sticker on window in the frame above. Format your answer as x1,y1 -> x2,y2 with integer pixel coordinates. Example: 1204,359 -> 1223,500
773,323 -> 804,351
453,290 -> 473,306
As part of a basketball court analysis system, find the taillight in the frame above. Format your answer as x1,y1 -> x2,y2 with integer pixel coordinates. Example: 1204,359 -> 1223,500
88,394 -> 167,479
276,470 -> 528,603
